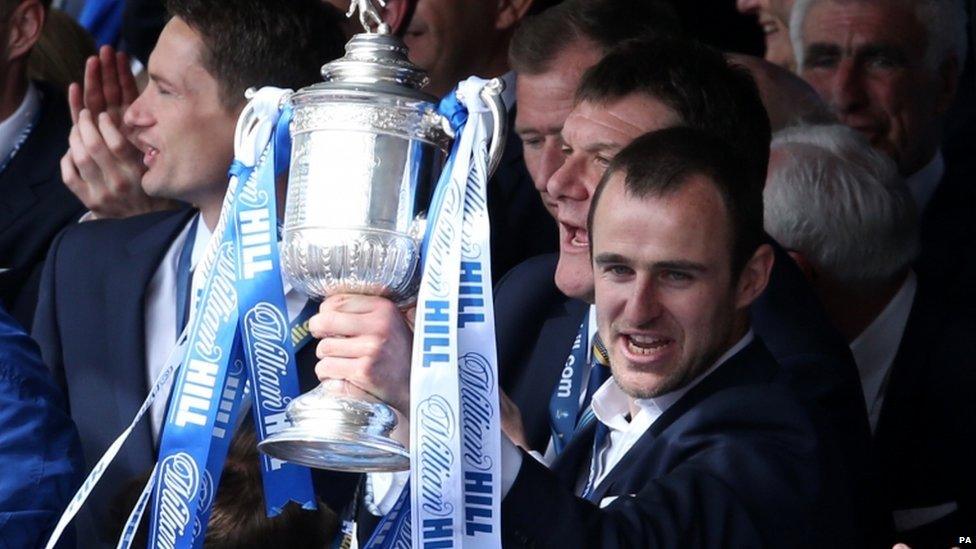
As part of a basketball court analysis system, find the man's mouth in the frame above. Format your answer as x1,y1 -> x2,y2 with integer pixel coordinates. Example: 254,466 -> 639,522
559,221 -> 589,249
625,334 -> 672,355
143,146 -> 159,168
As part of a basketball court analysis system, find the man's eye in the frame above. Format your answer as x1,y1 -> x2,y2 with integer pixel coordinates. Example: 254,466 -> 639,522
595,155 -> 611,167
866,56 -> 899,70
805,53 -> 838,69
607,265 -> 633,277
522,137 -> 542,149
662,271 -> 692,283
560,145 -> 573,156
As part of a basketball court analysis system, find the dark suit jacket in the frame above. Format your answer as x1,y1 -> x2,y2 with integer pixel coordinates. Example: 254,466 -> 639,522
875,288 -> 976,547
0,81 -> 84,329
495,248 -> 884,544
485,106 -> 557,284
916,154 -> 976,306
501,338 -> 857,548
33,208 -> 355,547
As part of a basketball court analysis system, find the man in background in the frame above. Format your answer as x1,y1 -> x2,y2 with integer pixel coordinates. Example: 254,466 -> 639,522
765,123 -> 975,546
0,0 -> 84,328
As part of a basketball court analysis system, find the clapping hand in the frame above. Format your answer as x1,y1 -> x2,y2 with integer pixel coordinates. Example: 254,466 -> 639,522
61,46 -> 177,219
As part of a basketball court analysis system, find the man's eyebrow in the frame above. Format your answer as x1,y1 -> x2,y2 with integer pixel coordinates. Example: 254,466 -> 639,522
856,43 -> 908,64
805,43 -> 841,59
581,142 -> 621,154
148,71 -> 178,88
515,123 -> 564,136
595,251 -> 630,263
652,260 -> 708,273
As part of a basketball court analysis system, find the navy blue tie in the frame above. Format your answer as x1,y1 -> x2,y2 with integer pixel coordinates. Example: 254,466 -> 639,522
574,336 -> 611,434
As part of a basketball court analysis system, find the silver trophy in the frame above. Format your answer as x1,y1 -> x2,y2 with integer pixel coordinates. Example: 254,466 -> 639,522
257,0 -> 507,472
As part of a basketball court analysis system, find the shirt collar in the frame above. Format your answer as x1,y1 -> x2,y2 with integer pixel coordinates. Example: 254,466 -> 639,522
849,271 -> 917,420
905,151 -> 945,214
591,330 -> 755,432
0,82 -> 39,162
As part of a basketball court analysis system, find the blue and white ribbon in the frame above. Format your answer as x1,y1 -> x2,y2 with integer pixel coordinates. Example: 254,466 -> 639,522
367,77 -> 502,549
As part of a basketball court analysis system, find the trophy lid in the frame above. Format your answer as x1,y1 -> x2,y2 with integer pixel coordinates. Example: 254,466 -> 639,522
322,33 -> 429,90
291,32 -> 436,105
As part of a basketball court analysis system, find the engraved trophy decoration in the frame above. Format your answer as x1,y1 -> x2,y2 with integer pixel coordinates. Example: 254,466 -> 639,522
258,0 -> 507,472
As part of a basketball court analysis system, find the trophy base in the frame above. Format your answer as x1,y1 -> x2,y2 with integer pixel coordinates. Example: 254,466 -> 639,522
258,428 -> 410,472
256,380 -> 410,472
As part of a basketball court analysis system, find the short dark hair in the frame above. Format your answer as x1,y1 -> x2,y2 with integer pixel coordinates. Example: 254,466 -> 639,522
588,127 -> 766,278
576,35 -> 772,186
509,0 -> 681,74
203,425 -> 338,548
164,0 -> 346,108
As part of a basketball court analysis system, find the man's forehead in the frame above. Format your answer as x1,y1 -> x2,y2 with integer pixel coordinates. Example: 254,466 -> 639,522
562,95 -> 681,147
804,0 -> 923,49
148,18 -> 205,77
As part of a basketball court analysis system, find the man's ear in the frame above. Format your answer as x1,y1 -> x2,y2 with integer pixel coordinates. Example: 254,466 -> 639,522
383,0 -> 412,34
5,0 -> 44,62
496,0 -> 533,31
734,243 -> 775,309
934,55 -> 960,115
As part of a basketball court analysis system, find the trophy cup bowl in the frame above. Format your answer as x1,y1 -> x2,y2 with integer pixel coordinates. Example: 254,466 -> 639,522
257,30 -> 507,472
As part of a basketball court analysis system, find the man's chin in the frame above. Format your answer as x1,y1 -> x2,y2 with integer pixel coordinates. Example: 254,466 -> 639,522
554,269 -> 595,303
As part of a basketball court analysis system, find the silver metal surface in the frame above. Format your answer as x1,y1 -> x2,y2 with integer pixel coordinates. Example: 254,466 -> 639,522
259,31 -> 447,473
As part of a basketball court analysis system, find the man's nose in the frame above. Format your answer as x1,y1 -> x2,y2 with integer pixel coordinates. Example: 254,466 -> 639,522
123,92 -> 152,128
830,59 -> 869,114
736,0 -> 761,14
625,275 -> 664,325
537,141 -> 566,193
546,155 -> 589,203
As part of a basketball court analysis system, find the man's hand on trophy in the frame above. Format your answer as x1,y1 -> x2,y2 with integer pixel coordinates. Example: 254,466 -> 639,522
311,295 -> 414,415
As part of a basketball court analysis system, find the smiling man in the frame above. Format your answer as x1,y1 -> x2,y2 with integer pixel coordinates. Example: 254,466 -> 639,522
790,0 -> 975,301
497,127 -> 832,547
32,1 -> 347,545
736,0 -> 798,70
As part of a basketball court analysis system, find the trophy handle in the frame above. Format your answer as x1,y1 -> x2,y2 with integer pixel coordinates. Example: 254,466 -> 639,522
481,78 -> 509,178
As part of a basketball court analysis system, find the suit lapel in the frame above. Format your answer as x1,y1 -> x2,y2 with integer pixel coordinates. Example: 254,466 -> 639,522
108,209 -> 195,462
551,421 -> 597,488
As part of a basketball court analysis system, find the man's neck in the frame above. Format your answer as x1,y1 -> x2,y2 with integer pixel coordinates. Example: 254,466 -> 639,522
818,273 -> 908,343
0,68 -> 28,123
198,199 -> 222,232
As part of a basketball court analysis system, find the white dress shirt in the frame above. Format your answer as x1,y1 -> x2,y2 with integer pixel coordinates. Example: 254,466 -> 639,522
905,151 -> 945,215
849,272 -> 917,433
144,213 -> 307,441
0,81 -> 39,166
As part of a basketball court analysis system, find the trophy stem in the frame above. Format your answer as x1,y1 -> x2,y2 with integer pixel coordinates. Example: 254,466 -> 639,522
258,379 -> 410,472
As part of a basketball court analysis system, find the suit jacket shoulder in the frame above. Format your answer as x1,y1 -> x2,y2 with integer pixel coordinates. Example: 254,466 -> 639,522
502,339 -> 856,548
